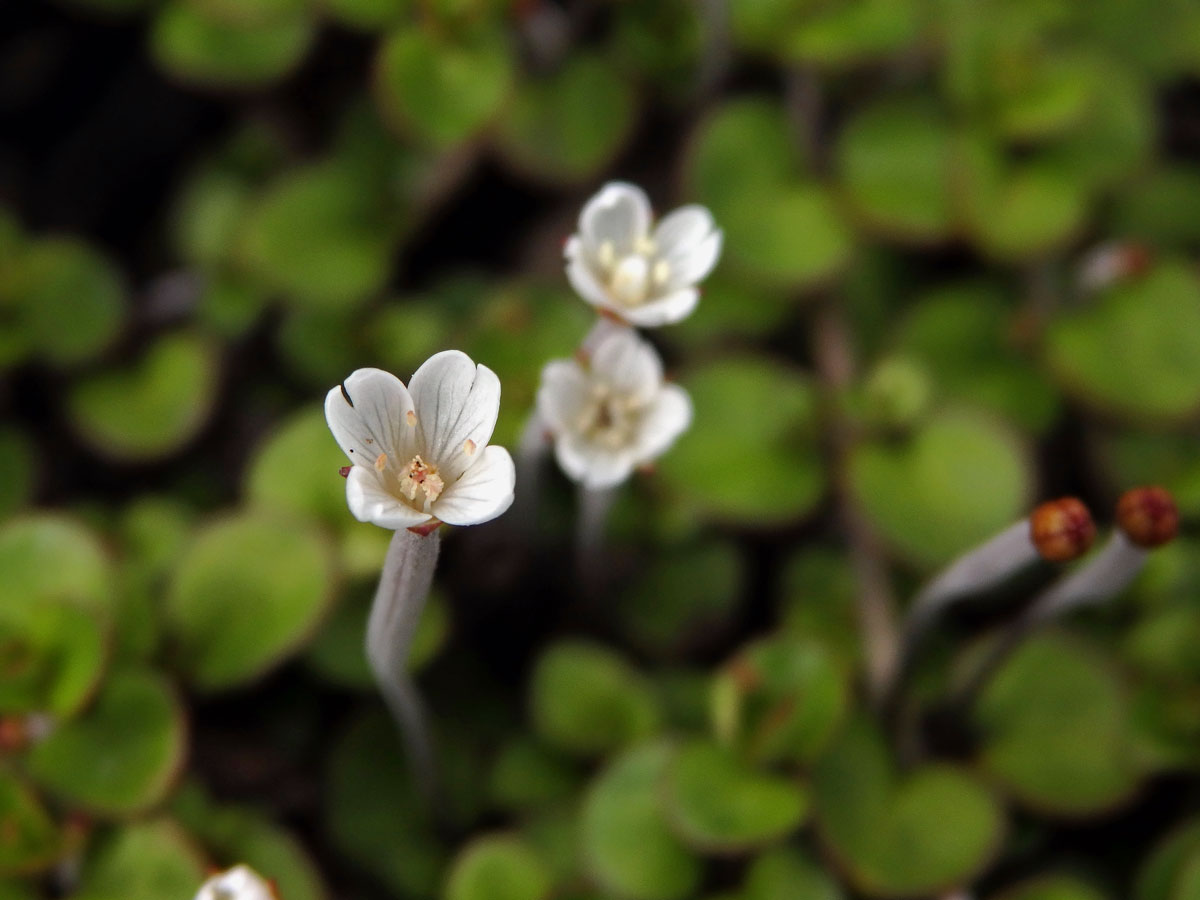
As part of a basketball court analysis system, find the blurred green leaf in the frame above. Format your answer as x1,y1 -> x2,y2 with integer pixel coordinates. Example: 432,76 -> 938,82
0,776 -> 60,876
663,739 -> 809,852
322,0 -> 410,30
1137,819 -> 1200,900
659,355 -> 824,526
445,834 -> 553,900
246,407 -> 352,529
166,511 -> 336,690
73,820 -> 206,900
29,669 -> 187,816
989,874 -> 1106,900
496,53 -> 637,185
581,742 -> 702,900
1046,261 -> 1200,423
813,716 -> 1004,897
530,641 -> 661,758
742,847 -> 844,900
488,737 -> 582,813
375,24 -> 514,149
975,633 -> 1144,815
67,332 -> 219,461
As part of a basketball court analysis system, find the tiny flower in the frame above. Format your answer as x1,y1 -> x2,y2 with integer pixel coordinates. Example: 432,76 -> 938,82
1030,497 -> 1096,562
1116,485 -> 1179,548
565,182 -> 722,327
537,327 -> 691,489
326,351 -> 516,531
194,865 -> 277,900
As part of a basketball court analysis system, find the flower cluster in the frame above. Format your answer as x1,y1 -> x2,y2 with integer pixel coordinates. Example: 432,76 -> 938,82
538,182 -> 722,489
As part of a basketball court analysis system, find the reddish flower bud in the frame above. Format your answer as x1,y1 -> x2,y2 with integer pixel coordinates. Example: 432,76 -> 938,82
1117,486 -> 1179,548
1030,497 -> 1096,562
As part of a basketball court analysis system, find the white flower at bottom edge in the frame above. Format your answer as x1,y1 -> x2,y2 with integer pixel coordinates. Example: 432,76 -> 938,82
537,327 -> 692,490
194,865 -> 277,900
565,181 -> 722,328
325,351 -> 516,531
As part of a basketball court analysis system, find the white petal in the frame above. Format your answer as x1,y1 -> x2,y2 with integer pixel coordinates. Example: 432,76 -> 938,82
579,317 -> 630,358
579,182 -> 652,257
621,288 -> 699,328
536,360 -> 590,434
345,467 -> 433,530
663,228 -> 722,291
632,383 -> 692,462
566,255 -> 613,310
554,433 -> 636,489
195,865 -> 276,900
589,328 -> 662,402
409,350 -> 500,481
325,368 -> 415,464
433,445 -> 516,526
654,205 -> 715,256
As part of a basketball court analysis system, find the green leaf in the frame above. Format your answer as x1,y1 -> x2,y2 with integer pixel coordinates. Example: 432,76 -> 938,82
246,407 -> 353,528
975,633 -> 1144,815
5,237 -> 124,366
29,670 -> 187,816
742,847 -> 844,900
67,332 -> 219,461
1111,167 -> 1200,248
165,511 -> 336,690
663,739 -> 809,852
530,641 -> 661,758
375,24 -> 514,149
73,820 -> 207,900
325,0 -> 410,30
172,168 -> 252,269
581,742 -> 702,900
496,54 -> 637,185
687,98 -> 852,287
488,737 -> 582,813
1045,261 -> 1200,424
779,549 -> 861,665
849,409 -> 1032,568
836,97 -> 955,242
712,635 -> 849,766
445,835 -> 553,900
0,776 -> 60,876
1137,820 -> 1200,900
989,874 -> 1107,900
813,716 -> 1004,897
785,0 -> 926,67
327,711 -> 446,896
658,356 -> 824,526
240,164 -> 399,311
150,1 -> 315,88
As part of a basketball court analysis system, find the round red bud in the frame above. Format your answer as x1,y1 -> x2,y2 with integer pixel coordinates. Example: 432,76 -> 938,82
1030,497 -> 1096,562
1116,486 -> 1179,548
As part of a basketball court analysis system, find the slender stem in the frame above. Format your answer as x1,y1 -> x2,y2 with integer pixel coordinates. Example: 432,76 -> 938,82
366,528 -> 442,800
576,483 -> 618,593
812,297 -> 900,706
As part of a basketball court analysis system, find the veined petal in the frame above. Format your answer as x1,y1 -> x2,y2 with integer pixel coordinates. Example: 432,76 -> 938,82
346,467 -> 433,530
537,360 -> 590,434
566,256 -> 613,310
663,228 -> 723,291
579,182 -> 651,257
434,445 -> 516,526
633,383 -> 692,462
654,205 -> 715,256
325,368 -> 415,464
589,328 -> 662,402
409,350 -> 500,481
622,288 -> 699,328
554,433 -> 637,490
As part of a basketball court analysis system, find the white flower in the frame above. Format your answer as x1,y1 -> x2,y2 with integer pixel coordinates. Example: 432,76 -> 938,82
194,865 -> 277,900
325,351 -> 516,530
537,327 -> 691,489
565,182 -> 722,327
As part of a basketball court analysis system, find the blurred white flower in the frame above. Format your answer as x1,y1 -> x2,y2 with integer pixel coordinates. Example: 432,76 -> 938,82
326,351 -> 516,531
537,327 -> 691,489
194,865 -> 276,900
565,182 -> 722,327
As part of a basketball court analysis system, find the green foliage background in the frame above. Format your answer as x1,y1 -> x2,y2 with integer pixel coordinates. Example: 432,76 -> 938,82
2,0 -> 1200,898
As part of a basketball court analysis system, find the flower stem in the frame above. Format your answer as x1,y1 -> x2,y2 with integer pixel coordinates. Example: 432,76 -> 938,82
366,528 -> 442,801
576,483 -> 618,593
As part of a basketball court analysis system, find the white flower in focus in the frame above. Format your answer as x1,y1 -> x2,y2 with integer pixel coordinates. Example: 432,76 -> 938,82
565,182 -> 722,327
325,351 -> 516,531
194,865 -> 277,900
537,327 -> 691,489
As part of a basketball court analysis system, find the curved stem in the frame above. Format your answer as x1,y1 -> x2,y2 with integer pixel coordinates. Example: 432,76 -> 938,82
366,528 -> 442,800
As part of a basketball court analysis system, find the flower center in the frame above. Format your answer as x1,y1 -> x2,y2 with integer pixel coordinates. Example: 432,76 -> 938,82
399,454 -> 444,511
597,239 -> 672,308
578,385 -> 639,449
